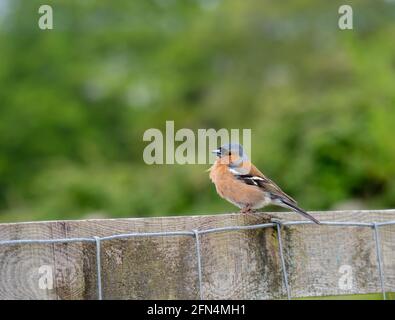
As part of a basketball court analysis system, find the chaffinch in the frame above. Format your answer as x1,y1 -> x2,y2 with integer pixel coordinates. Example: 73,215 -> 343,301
209,143 -> 320,224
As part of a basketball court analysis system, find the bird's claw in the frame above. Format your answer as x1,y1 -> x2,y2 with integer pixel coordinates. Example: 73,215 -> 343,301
240,205 -> 253,214
240,209 -> 277,224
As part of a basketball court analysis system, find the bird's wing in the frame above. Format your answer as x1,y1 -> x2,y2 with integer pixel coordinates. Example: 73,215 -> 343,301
230,162 -> 321,224
230,162 -> 298,204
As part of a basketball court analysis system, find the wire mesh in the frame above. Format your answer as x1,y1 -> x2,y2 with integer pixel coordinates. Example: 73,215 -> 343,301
0,219 -> 394,300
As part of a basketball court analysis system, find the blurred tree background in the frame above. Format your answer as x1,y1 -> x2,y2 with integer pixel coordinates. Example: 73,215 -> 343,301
0,0 -> 394,222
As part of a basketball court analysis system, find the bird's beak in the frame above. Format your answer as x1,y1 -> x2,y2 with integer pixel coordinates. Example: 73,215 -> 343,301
212,149 -> 221,157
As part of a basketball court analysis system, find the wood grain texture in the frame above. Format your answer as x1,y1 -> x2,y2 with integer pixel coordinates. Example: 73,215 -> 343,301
0,210 -> 394,299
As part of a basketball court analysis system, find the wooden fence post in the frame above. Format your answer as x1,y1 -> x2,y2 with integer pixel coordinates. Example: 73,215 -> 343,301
0,210 -> 394,299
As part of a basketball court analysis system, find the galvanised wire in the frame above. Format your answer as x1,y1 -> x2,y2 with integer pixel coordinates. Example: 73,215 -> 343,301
93,236 -> 103,300
0,219 -> 394,300
193,229 -> 203,300
275,222 -> 291,300
373,223 -> 386,300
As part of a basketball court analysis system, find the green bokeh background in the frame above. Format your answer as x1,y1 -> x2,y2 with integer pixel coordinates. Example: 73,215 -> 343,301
0,0 -> 395,222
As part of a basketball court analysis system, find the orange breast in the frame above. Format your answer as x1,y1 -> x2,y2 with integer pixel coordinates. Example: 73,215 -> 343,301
209,162 -> 266,207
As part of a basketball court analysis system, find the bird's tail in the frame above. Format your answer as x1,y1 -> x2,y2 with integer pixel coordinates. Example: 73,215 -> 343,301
280,199 -> 321,225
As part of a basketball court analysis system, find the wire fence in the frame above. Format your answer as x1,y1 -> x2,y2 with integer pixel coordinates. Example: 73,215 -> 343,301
0,219 -> 394,300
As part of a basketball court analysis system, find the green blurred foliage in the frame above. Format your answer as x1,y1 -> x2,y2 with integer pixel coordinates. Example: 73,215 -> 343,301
0,0 -> 395,222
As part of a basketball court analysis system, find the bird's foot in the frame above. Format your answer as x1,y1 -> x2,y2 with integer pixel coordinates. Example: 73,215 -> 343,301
242,210 -> 284,224
240,207 -> 273,224
240,205 -> 254,214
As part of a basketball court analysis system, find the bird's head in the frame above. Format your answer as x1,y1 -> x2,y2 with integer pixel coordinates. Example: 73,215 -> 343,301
212,143 -> 248,167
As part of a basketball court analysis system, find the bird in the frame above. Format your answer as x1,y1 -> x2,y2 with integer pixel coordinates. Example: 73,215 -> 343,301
208,143 -> 320,224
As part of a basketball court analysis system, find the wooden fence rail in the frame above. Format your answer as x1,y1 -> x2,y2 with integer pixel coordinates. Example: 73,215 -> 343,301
0,209 -> 394,300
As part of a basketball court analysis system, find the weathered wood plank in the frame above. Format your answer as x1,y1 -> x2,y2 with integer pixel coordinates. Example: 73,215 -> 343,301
0,210 -> 394,299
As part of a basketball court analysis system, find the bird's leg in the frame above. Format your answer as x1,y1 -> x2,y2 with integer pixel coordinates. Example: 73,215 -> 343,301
240,205 -> 262,220
240,204 -> 253,214
243,210 -> 282,224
